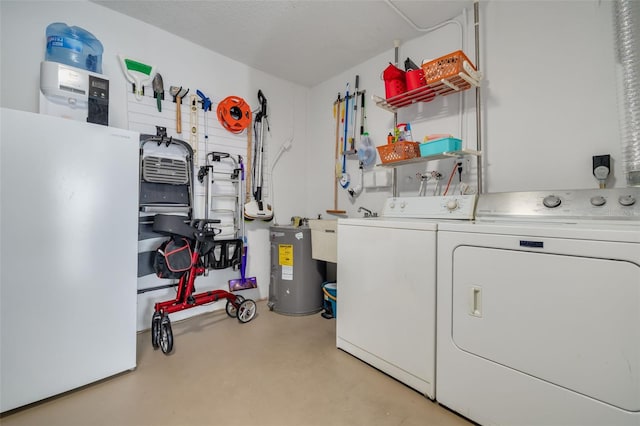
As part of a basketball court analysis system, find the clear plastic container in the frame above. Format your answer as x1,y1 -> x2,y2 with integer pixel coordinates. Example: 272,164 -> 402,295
45,23 -> 103,73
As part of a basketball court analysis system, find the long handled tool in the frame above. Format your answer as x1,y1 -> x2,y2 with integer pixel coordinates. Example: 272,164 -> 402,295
196,89 -> 212,157
189,94 -> 199,165
196,90 -> 211,137
347,75 -> 359,154
245,123 -> 253,204
229,157 -> 257,291
327,93 -> 346,215
339,83 -> 350,189
356,90 -> 375,169
244,89 -> 274,221
360,90 -> 366,136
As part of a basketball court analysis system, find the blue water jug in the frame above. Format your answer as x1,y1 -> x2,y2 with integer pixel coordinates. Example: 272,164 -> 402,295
45,23 -> 103,73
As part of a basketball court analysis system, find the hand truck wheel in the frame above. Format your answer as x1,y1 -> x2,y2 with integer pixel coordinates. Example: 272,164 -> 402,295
237,299 -> 257,323
159,315 -> 173,355
225,295 -> 245,318
151,311 -> 161,349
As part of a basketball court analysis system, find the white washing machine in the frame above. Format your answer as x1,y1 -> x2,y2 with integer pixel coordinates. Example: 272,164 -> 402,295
337,195 -> 476,398
436,188 -> 640,426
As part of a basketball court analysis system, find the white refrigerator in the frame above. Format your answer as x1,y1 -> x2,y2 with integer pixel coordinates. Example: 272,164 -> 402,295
0,108 -> 139,412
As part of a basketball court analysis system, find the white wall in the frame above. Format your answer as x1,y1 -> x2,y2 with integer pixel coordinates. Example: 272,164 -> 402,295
0,1 -> 309,330
481,0 -> 620,192
306,0 -> 622,218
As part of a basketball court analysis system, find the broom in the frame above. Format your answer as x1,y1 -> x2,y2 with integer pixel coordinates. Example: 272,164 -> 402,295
326,92 -> 346,215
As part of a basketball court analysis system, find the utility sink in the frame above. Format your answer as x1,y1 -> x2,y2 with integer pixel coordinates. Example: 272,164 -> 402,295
308,219 -> 337,263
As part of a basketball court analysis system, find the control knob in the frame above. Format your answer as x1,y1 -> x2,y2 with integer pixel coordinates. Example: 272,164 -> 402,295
542,195 -> 561,208
446,199 -> 459,211
590,195 -> 606,207
619,195 -> 636,206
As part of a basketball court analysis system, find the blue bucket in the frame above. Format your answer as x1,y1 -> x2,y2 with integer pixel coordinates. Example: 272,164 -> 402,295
322,282 -> 337,318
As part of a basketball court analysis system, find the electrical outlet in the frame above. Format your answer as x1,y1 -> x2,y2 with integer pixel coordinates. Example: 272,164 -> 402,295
592,155 -> 611,189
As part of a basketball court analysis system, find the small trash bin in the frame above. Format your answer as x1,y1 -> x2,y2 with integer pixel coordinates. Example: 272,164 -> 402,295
322,282 -> 337,318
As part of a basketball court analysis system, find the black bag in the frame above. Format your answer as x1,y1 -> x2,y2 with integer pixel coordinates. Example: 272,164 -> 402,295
154,237 -> 193,279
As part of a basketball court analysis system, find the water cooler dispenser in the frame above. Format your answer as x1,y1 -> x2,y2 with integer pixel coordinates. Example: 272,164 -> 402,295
268,225 -> 325,315
39,23 -> 108,125
39,61 -> 109,126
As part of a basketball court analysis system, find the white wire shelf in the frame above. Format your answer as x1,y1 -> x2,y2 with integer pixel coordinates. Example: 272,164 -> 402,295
374,53 -> 482,113
376,149 -> 481,168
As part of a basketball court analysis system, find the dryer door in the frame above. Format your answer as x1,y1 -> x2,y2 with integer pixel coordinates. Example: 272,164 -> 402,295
451,246 -> 640,411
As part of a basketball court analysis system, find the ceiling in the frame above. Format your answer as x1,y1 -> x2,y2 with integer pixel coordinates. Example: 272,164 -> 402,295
93,0 -> 471,87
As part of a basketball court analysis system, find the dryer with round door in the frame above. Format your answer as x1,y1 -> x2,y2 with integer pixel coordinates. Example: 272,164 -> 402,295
436,188 -> 640,426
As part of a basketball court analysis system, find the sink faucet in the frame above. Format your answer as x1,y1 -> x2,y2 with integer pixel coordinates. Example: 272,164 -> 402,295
358,207 -> 375,217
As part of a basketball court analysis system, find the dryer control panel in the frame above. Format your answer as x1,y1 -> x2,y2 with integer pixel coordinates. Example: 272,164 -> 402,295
476,188 -> 640,221
382,194 -> 477,219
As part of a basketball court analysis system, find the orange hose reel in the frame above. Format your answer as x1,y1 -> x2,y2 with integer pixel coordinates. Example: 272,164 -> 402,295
217,96 -> 252,134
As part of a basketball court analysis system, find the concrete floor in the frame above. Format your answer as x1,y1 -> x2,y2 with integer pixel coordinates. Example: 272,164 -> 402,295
1,301 -> 473,426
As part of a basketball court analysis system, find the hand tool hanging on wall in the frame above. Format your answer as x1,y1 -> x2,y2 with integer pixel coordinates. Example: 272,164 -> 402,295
189,94 -> 198,166
245,124 -> 253,204
335,97 -> 345,179
347,75 -> 359,154
196,90 -> 211,155
339,82 -> 350,189
355,80 -> 374,169
118,55 -> 155,101
244,90 -> 273,221
326,93 -> 346,215
170,86 -> 189,134
346,76 -> 363,199
360,90 -> 366,136
152,73 -> 164,112
350,77 -> 373,196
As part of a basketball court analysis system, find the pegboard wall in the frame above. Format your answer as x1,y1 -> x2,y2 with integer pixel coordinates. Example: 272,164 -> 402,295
126,84 -> 270,221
